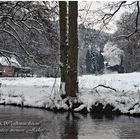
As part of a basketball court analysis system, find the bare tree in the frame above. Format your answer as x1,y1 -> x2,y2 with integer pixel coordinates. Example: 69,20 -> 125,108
59,1 -> 68,84
112,10 -> 140,72
66,1 -> 78,97
0,1 -> 59,71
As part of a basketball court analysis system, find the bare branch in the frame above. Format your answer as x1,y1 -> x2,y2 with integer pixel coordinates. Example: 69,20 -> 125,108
82,1 -> 93,24
0,1 -> 58,70
97,1 -> 127,24
0,49 -> 20,58
0,52 -> 11,65
21,21 -> 43,34
0,29 -> 49,68
0,49 -> 23,62
93,84 -> 117,92
114,1 -> 140,39
0,29 -> 30,55
6,22 -> 22,43
123,1 -> 137,7
21,21 -> 49,44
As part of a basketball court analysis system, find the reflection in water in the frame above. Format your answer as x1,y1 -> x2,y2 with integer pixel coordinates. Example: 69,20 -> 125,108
0,105 -> 140,139
61,112 -> 79,139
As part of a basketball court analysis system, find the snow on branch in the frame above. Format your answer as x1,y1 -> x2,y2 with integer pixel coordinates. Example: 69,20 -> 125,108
21,21 -> 49,44
103,42 -> 124,66
0,29 -> 30,56
0,29 -> 49,68
0,49 -> 20,60
0,52 -> 11,65
0,1 -> 59,73
6,22 -> 22,43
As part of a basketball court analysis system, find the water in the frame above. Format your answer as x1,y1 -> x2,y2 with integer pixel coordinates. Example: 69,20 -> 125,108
0,105 -> 140,139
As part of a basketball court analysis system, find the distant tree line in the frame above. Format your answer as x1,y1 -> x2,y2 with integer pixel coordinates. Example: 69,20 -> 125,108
109,11 -> 140,73
86,47 -> 104,74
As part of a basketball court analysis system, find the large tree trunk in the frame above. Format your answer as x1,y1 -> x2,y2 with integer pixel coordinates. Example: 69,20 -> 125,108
59,1 -> 68,83
66,1 -> 78,97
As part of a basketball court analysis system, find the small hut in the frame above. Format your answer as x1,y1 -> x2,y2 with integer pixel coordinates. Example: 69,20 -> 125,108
0,56 -> 32,77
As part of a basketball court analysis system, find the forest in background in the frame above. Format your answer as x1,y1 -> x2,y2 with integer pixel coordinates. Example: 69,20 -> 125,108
0,1 -> 140,77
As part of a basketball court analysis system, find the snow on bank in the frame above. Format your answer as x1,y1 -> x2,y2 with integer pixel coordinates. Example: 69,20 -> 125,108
0,72 -> 140,114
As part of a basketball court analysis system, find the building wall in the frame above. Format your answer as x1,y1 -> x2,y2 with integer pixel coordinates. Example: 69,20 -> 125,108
0,65 -> 32,77
0,65 -> 15,77
0,65 -> 2,75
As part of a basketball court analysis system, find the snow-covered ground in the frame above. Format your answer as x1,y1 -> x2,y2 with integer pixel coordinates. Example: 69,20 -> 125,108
0,72 -> 140,114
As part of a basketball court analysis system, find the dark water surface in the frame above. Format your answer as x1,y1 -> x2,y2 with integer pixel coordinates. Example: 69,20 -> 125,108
0,105 -> 140,139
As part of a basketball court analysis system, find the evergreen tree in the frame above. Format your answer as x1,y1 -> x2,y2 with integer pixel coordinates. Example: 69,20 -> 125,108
97,52 -> 104,74
86,49 -> 92,73
86,47 -> 104,74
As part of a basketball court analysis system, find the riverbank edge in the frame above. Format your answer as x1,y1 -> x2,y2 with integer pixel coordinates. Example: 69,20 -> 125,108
1,102 -> 140,117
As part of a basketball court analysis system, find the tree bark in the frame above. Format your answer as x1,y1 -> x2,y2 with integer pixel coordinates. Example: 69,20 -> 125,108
59,1 -> 68,83
66,1 -> 78,97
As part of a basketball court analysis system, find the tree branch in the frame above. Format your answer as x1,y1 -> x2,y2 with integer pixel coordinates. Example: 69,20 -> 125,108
114,1 -> 140,39
0,52 -> 11,65
0,29 -> 49,68
0,49 -> 20,59
98,1 -> 127,24
93,84 -> 117,92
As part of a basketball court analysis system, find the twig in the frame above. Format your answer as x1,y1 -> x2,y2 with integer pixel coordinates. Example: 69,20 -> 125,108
82,1 -> 93,24
128,102 -> 139,111
0,29 -> 50,68
0,52 -> 11,65
114,1 -> 140,39
93,84 -> 117,92
51,66 -> 60,95
0,49 -> 21,60
97,1 -> 126,24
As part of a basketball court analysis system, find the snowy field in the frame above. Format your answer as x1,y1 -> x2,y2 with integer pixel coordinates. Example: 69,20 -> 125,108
0,72 -> 140,114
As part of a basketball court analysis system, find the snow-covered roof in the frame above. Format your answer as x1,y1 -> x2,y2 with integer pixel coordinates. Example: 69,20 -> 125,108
0,56 -> 21,68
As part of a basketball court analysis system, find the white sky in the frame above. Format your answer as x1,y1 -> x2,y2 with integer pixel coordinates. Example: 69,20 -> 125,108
78,1 -> 136,33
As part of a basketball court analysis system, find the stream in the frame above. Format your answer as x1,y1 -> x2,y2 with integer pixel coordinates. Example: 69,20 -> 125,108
0,105 -> 140,139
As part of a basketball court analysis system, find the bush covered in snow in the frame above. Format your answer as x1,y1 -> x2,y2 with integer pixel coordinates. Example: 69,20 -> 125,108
102,41 -> 124,67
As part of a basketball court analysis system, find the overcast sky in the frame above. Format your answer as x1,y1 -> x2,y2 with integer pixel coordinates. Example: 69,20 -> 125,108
78,1 -> 135,33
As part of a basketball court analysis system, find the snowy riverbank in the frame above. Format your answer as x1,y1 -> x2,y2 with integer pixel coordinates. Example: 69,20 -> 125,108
0,72 -> 140,114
